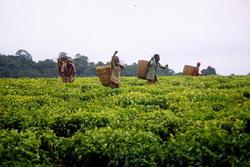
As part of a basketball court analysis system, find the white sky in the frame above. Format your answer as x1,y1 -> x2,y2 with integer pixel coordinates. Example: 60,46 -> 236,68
0,0 -> 250,75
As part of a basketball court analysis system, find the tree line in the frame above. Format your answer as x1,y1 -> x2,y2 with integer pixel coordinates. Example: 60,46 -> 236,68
0,50 -> 217,78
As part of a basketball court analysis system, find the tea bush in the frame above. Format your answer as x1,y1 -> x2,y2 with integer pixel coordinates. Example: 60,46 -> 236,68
0,76 -> 249,166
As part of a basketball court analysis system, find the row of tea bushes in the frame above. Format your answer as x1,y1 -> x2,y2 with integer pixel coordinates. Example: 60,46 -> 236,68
0,76 -> 249,166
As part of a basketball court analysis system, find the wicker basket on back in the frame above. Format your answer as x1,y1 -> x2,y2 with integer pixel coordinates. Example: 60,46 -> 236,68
137,60 -> 149,79
183,65 -> 195,76
57,55 -> 69,74
96,65 -> 111,87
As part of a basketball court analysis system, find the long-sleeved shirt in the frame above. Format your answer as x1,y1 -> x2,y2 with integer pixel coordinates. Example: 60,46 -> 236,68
146,58 -> 165,81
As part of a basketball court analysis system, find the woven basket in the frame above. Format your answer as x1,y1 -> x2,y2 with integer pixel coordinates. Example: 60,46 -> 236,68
57,58 -> 69,74
183,65 -> 195,76
57,58 -> 63,73
137,60 -> 149,79
96,65 -> 111,87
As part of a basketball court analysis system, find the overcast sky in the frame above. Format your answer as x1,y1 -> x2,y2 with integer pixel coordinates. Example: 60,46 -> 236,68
0,0 -> 249,75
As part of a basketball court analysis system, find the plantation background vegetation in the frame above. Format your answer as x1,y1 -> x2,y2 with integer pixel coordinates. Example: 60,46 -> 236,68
0,76 -> 250,166
0,50 -> 220,78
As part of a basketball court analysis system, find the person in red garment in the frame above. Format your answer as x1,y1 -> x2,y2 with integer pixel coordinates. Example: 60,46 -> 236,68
193,62 -> 201,76
61,59 -> 76,82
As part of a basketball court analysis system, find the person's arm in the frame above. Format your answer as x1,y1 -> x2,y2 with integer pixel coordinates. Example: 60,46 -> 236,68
119,64 -> 125,69
148,58 -> 154,67
60,63 -> 66,79
61,63 -> 66,73
111,51 -> 118,69
113,51 -> 118,57
158,63 -> 168,69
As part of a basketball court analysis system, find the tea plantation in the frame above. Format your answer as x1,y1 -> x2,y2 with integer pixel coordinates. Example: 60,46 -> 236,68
0,76 -> 249,166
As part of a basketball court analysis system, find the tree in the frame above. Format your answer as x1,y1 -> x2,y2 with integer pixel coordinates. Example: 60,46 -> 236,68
157,67 -> 175,76
73,54 -> 92,76
122,63 -> 137,76
175,72 -> 183,76
201,66 -> 216,75
0,51 -> 57,77
15,49 -> 32,60
35,59 -> 57,77
96,61 -> 105,66
1,50 -> 179,77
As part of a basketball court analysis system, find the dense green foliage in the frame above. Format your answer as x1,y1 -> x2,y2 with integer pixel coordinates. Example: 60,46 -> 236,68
0,53 -> 58,78
201,66 -> 216,76
0,76 -> 250,166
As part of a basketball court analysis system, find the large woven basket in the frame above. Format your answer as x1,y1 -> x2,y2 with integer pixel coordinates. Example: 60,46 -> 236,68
57,58 -> 68,74
57,58 -> 63,73
137,60 -> 149,79
183,65 -> 195,76
96,65 -> 111,87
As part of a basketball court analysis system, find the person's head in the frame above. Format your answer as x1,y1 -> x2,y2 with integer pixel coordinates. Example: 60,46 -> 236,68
67,59 -> 73,64
153,54 -> 160,62
197,62 -> 201,67
114,56 -> 120,65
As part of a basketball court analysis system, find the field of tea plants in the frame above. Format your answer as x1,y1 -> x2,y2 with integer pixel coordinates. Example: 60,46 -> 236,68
0,76 -> 250,167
